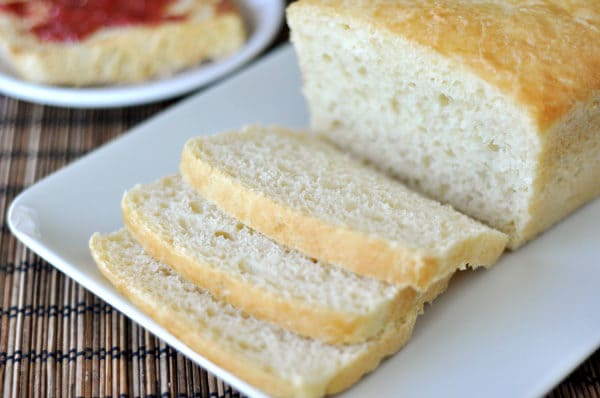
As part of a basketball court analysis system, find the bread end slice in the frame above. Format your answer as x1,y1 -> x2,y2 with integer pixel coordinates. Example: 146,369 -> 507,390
90,229 -> 448,397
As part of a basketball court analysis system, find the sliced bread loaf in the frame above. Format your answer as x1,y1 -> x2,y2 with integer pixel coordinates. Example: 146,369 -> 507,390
122,175 -> 415,344
90,229 -> 449,398
287,0 -> 600,248
180,126 -> 507,290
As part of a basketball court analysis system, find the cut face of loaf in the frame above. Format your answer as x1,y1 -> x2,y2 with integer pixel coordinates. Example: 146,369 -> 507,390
122,175 -> 415,344
0,0 -> 245,85
287,0 -> 600,249
180,126 -> 507,290
90,230 -> 451,398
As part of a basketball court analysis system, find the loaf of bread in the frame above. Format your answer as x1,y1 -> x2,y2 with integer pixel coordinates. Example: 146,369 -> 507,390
287,0 -> 600,249
90,229 -> 450,398
0,0 -> 245,85
180,126 -> 507,290
121,175 -> 419,344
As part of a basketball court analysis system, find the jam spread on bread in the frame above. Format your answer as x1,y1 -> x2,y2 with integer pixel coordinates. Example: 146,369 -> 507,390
0,0 -> 188,42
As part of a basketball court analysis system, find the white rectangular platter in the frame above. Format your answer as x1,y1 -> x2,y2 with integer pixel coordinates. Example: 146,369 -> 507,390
8,45 -> 600,398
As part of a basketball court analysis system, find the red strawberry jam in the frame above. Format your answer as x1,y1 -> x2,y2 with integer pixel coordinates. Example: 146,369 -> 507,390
0,0 -> 185,42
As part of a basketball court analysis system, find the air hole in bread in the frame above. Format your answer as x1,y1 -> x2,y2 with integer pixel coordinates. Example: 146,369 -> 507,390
438,93 -> 452,107
390,98 -> 399,114
487,141 -> 500,152
177,217 -> 190,229
214,230 -> 233,240
236,260 -> 248,272
190,202 -> 201,214
422,155 -> 432,167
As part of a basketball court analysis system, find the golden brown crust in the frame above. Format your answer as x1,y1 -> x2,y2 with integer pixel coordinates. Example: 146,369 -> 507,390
181,139 -> 506,290
289,0 -> 600,130
516,95 -> 600,247
0,0 -> 245,85
122,195 -> 417,344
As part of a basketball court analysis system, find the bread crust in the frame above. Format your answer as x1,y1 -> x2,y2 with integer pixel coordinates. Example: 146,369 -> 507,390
288,0 -> 600,131
519,95 -> 600,247
90,231 -> 450,397
0,0 -> 245,85
122,187 -> 418,344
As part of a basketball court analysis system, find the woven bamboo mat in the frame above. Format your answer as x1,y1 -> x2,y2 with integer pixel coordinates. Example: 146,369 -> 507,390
0,94 -> 598,398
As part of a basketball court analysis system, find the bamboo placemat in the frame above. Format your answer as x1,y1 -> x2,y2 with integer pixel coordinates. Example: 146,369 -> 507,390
0,94 -> 598,398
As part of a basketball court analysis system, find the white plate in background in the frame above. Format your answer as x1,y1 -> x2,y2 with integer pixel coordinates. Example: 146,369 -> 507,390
8,45 -> 600,397
0,0 -> 284,108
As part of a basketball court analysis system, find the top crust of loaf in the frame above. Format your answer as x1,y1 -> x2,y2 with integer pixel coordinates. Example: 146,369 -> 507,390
0,0 -> 246,85
287,0 -> 600,130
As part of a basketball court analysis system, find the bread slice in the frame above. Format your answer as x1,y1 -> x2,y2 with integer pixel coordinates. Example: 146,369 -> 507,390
180,126 -> 507,290
122,175 -> 417,344
0,0 -> 245,85
287,0 -> 600,249
90,229 -> 450,398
